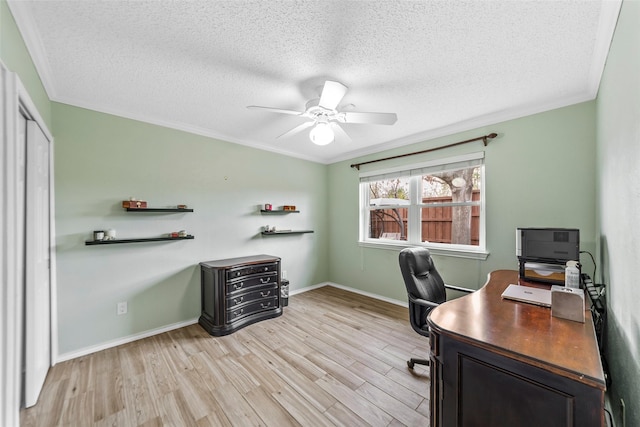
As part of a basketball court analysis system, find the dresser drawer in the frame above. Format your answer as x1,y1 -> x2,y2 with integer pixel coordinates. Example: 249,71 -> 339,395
226,297 -> 278,322
226,284 -> 278,309
226,272 -> 277,294
226,262 -> 278,280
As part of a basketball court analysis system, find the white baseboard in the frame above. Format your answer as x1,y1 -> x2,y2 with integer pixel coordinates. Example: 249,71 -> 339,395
292,282 -> 408,308
55,282 -> 405,363
55,317 -> 199,363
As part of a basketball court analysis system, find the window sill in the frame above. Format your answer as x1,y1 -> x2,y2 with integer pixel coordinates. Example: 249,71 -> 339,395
358,241 -> 490,260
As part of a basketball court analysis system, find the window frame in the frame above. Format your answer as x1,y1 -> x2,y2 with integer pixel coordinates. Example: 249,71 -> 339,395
358,152 -> 489,260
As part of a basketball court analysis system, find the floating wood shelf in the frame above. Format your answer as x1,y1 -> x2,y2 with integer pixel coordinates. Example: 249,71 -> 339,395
260,210 -> 299,214
261,230 -> 313,235
85,236 -> 195,245
126,208 -> 194,212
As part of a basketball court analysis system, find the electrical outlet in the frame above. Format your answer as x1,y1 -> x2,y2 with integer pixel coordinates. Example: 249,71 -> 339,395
620,398 -> 626,427
117,301 -> 128,315
282,270 -> 288,280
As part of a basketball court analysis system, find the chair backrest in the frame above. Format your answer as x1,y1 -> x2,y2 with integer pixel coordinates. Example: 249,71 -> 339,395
399,247 -> 447,305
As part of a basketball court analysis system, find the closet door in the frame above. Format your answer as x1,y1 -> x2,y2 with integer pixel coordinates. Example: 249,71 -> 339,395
24,120 -> 51,408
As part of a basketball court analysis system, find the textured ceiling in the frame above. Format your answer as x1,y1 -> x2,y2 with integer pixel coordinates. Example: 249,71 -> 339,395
8,0 -> 621,164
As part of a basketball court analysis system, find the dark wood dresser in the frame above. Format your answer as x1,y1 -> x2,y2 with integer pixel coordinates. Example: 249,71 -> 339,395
199,254 -> 282,336
427,270 -> 605,427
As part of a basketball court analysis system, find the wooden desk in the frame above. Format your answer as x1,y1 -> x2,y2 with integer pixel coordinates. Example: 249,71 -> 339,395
427,270 -> 605,427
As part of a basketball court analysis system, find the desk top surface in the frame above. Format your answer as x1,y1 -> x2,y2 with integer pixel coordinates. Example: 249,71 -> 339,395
427,270 -> 606,389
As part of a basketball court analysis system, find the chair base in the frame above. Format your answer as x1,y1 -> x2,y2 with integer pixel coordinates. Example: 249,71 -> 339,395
407,358 -> 429,369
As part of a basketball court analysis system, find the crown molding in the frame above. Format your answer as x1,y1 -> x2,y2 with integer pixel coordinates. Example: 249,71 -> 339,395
326,90 -> 596,165
6,1 -> 57,99
586,0 -> 623,98
51,94 -> 326,164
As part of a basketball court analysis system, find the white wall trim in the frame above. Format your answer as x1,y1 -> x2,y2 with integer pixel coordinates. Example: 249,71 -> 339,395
1,61 -> 22,427
1,62 -> 55,426
324,282 -> 408,307
5,1 -> 57,100
292,281 -> 408,308
55,318 -> 199,363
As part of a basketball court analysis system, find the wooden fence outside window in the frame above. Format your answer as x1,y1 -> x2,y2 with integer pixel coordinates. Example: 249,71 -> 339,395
370,191 -> 480,245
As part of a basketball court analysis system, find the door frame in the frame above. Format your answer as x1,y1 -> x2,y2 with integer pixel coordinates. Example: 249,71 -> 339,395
1,61 -> 56,425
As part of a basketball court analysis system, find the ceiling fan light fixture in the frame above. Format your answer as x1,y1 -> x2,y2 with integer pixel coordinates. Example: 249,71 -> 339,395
309,122 -> 334,145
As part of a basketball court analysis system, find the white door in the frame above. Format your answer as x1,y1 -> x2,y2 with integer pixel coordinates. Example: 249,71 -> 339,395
24,120 -> 51,408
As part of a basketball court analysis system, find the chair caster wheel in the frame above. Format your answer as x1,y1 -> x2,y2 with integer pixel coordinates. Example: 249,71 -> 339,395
407,360 -> 414,369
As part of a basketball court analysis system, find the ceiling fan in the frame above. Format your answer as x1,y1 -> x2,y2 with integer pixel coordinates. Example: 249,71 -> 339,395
247,80 -> 398,146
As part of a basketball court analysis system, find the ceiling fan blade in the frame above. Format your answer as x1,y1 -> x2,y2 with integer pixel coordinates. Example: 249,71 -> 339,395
341,111 -> 398,125
331,122 -> 351,143
318,81 -> 348,110
276,121 -> 314,139
247,105 -> 302,116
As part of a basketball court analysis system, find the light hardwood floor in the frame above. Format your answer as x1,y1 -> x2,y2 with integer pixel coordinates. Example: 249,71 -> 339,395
20,286 -> 431,426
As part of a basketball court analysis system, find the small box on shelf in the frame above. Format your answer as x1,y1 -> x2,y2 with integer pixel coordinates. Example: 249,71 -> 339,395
122,200 -> 147,209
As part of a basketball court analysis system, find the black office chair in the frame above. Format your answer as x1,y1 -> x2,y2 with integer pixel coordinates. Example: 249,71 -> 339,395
399,247 -> 473,369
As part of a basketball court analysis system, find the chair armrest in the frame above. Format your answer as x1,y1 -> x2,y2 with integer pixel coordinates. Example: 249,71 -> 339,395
408,293 -> 440,310
445,284 -> 474,294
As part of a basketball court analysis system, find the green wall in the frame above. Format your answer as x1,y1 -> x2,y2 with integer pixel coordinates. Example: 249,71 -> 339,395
52,102 -> 329,355
328,102 -> 597,300
596,0 -> 640,425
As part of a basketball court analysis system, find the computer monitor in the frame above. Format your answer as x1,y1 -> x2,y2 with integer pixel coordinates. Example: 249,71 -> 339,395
516,228 -> 580,263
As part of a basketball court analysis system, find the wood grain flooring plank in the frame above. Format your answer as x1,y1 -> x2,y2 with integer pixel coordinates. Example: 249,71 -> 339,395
93,409 -> 134,427
142,341 -> 179,401
92,371 -> 125,423
304,351 -> 366,391
64,355 -> 95,401
194,411 -> 233,427
323,401 -> 371,427
270,386 -> 336,427
188,351 -> 230,392
348,361 -> 425,410
158,332 -> 195,374
210,383 -> 264,426
330,338 -> 394,376
356,381 -> 429,426
216,355 -> 262,394
59,391 -> 94,426
315,374 -> 393,426
136,416 -> 164,427
274,346 -> 327,381
174,367 -> 221,421
235,352 -> 287,395
385,366 -> 430,399
156,390 -> 199,427
417,397 -> 431,419
121,373 -> 158,426
274,364 -> 337,412
244,386 -> 301,427
118,342 -> 146,378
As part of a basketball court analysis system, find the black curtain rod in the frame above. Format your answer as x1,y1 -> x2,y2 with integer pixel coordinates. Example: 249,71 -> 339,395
350,132 -> 498,170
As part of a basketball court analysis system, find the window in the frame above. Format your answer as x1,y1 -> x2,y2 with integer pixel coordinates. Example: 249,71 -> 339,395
359,152 -> 487,259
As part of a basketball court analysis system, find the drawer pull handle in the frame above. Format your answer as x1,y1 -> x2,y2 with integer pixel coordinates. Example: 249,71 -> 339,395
234,282 -> 244,290
233,308 -> 244,317
233,297 -> 244,305
260,302 -> 271,309
260,291 -> 271,297
259,277 -> 271,284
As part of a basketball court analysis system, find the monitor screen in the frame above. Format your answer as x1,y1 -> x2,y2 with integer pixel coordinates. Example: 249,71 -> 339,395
516,228 -> 580,262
